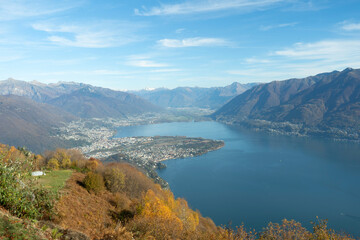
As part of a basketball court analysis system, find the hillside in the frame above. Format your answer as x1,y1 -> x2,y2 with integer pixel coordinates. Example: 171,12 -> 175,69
213,68 -> 360,139
0,95 -> 77,153
131,82 -> 257,109
0,144 -> 355,240
47,86 -> 162,118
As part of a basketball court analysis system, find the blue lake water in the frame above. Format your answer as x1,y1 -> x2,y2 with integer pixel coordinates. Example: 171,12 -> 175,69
116,121 -> 360,236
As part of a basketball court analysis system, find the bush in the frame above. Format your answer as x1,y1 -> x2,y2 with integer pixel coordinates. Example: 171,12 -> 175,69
103,167 -> 125,193
86,158 -> 101,171
0,146 -> 55,219
47,158 -> 59,170
83,172 -> 105,193
111,209 -> 134,224
60,156 -> 71,169
110,192 -> 132,210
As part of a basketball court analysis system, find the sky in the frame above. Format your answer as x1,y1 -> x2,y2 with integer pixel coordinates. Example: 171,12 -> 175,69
0,0 -> 360,90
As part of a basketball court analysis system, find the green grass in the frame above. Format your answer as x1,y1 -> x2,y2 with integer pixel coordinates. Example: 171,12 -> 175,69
36,170 -> 73,194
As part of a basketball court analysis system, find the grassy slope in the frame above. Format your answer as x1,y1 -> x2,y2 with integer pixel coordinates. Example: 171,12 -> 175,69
36,170 -> 73,194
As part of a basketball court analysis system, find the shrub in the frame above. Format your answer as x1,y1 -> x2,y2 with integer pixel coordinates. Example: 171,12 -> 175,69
0,147 -> 55,219
101,225 -> 134,240
103,167 -> 125,193
110,192 -> 132,210
260,219 -> 311,239
60,156 -> 71,168
86,158 -> 99,171
34,154 -> 46,170
111,209 -> 134,224
83,172 -> 105,193
106,163 -> 160,199
47,158 -> 59,170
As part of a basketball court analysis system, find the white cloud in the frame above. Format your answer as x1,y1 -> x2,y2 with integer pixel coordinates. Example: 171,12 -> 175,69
274,40 -> 360,61
127,60 -> 169,68
158,37 -> 230,48
228,39 -> 360,82
0,0 -> 79,21
340,22 -> 360,31
135,0 -> 285,16
260,22 -> 298,31
32,21 -> 143,48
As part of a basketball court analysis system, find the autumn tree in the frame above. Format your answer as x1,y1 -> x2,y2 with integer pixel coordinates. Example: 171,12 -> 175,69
103,167 -> 125,193
47,158 -> 59,170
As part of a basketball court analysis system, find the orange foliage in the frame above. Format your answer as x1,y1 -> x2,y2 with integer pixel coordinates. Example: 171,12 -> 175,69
86,157 -> 102,171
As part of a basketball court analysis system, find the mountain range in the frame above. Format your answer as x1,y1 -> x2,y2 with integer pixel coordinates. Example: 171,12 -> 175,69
0,78 -> 161,118
130,82 -> 257,109
213,68 -> 360,139
1,68 -> 359,151
0,79 -> 162,152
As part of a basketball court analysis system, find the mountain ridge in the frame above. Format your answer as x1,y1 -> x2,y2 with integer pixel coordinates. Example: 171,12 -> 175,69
130,82 -> 258,109
212,68 -> 360,140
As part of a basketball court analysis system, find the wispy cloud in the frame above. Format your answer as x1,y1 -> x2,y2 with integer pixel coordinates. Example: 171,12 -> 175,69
32,21 -> 144,48
127,60 -> 169,68
158,37 -> 230,48
0,0 -> 80,21
135,0 -> 286,16
175,28 -> 186,34
274,40 -> 360,60
228,39 -> 360,82
126,55 -> 169,68
339,21 -> 360,31
260,22 -> 298,31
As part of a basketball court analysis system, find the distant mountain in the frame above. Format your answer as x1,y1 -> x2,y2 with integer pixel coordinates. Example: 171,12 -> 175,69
0,78 -> 87,102
0,79 -> 163,152
131,82 -> 258,109
48,86 -> 162,118
213,68 -> 360,139
0,78 -> 162,118
0,95 -> 77,153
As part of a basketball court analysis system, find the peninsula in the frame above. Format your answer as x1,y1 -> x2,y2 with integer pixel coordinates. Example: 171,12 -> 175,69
55,118 -> 224,187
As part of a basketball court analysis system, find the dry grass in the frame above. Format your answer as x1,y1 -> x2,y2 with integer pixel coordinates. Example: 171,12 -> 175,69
54,172 -> 118,239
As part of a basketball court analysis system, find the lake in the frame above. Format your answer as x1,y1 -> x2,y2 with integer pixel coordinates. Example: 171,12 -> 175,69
116,121 -> 360,236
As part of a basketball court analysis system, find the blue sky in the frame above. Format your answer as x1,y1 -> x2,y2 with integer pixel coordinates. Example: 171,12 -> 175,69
0,0 -> 360,90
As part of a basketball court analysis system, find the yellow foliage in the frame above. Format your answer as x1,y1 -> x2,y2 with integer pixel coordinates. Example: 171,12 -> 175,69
53,149 -> 72,168
47,158 -> 59,170
141,188 -> 200,233
142,190 -> 180,222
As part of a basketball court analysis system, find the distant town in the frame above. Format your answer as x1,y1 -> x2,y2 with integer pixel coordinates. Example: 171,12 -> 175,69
55,115 -> 224,187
